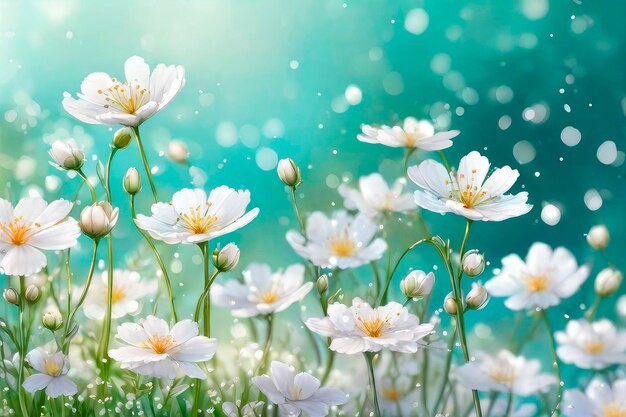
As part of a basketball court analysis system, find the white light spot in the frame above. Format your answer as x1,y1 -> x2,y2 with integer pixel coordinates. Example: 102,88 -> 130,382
584,189 -> 603,211
404,8 -> 429,35
522,0 -> 548,19
289,60 -> 299,70
541,204 -> 561,226
255,147 -> 278,171
383,72 -> 404,96
430,53 -> 451,75
513,140 -> 536,164
215,121 -> 238,147
498,115 -> 512,130
345,85 -> 362,105
495,86 -> 514,104
560,126 -> 581,147
597,141 -> 617,165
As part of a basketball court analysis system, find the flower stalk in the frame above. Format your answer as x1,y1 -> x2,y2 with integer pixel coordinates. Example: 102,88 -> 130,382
131,126 -> 159,203
364,352 -> 382,417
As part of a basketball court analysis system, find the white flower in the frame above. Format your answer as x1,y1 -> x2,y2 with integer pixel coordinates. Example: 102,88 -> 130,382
455,349 -> 555,396
563,378 -> 626,417
595,268 -> 623,297
79,201 -> 119,239
408,151 -> 532,221
62,56 -> 185,127
586,225 -> 609,250
0,197 -> 80,276
358,117 -> 459,151
555,319 -> 626,369
48,139 -> 85,170
485,242 -> 590,310
222,401 -> 264,417
286,211 -> 387,269
135,187 -> 259,245
83,269 -> 158,320
338,173 -> 415,217
108,315 -> 217,379
213,263 -> 312,318
252,361 -> 347,417
400,270 -> 435,300
305,297 -> 434,354
378,375 -> 417,416
22,348 -> 77,398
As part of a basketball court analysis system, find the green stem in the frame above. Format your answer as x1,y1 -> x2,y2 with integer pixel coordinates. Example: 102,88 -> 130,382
438,150 -> 453,172
257,315 -> 274,374
378,238 -> 429,306
193,269 -> 220,322
290,187 -> 305,233
421,348 -> 431,417
541,310 -> 562,417
320,349 -> 335,385
201,242 -> 211,336
76,169 -> 96,203
503,391 -> 513,417
585,295 -> 601,321
131,126 -> 159,203
97,235 -> 114,399
104,148 -> 117,203
403,148 -> 416,175
432,322 -> 457,415
364,353 -> 381,417
17,276 -> 29,417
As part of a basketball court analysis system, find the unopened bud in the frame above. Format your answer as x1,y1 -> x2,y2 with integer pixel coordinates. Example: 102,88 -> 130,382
113,127 -> 133,149
277,158 -> 302,188
462,250 -> 485,278
42,310 -> 63,331
167,140 -> 189,164
317,275 -> 329,294
25,285 -> 40,303
400,270 -> 435,300
212,243 -> 240,272
443,292 -> 458,315
123,167 -> 141,195
80,201 -> 119,239
3,288 -> 20,306
587,225 -> 609,251
466,284 -> 489,310
48,140 -> 85,171
595,268 -> 623,297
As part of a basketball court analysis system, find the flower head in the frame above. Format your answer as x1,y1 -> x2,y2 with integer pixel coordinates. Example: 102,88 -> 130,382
555,319 -> 626,369
23,348 -> 77,398
277,158 -> 302,188
63,56 -> 185,127
358,117 -> 459,151
408,151 -> 532,221
587,224 -> 609,251
0,197 -> 80,276
486,242 -> 589,310
286,211 -> 387,269
400,270 -> 435,300
212,243 -> 240,272
305,297 -> 434,354
108,315 -> 217,379
563,378 -> 626,417
338,173 -> 415,217
135,187 -> 259,244
79,201 -> 119,239
213,263 -> 312,317
48,140 -> 85,170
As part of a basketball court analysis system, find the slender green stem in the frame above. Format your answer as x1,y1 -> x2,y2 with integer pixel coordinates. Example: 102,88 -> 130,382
104,148 -> 117,203
585,295 -> 601,321
378,238 -> 429,306
290,187 -> 305,233
97,235 -> 114,399
257,315 -> 274,374
421,348 -> 431,417
432,323 -> 458,415
541,310 -> 562,417
131,126 -> 159,203
403,148 -> 416,175
364,353 -> 381,417
193,269 -> 220,322
17,276 -> 29,417
76,169 -> 96,203
201,242 -> 211,336
320,349 -> 335,385
484,392 -> 499,417
503,391 -> 513,417
438,151 -> 452,172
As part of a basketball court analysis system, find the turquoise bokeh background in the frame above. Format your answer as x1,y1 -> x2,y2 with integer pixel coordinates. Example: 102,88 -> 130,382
1,0 -> 625,388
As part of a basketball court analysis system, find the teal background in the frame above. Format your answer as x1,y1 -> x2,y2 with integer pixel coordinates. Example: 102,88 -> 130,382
1,0 -> 625,391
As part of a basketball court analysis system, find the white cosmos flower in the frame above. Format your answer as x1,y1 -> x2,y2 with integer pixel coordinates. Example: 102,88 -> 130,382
455,349 -> 555,396
135,187 -> 259,245
0,197 -> 80,276
83,269 -> 158,320
212,263 -> 313,318
358,117 -> 459,151
563,378 -> 626,417
486,242 -> 590,310
286,211 -> 387,269
305,297 -> 434,354
252,361 -> 347,417
408,151 -> 532,221
62,56 -> 185,127
338,173 -> 415,217
555,319 -> 626,369
108,315 -> 217,379
23,348 -> 77,398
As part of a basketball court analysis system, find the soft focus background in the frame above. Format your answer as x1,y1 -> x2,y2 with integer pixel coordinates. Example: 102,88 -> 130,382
1,0 -> 625,387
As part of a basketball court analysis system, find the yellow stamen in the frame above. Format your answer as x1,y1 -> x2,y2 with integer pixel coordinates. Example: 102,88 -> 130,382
329,230 -> 357,257
145,335 -> 175,354
44,359 -> 62,376
603,403 -> 626,417
260,290 -> 279,304
584,341 -> 604,354
526,275 -> 549,292
110,287 -> 125,303
181,203 -> 218,235
487,366 -> 517,384
99,78 -> 150,114
382,386 -> 402,402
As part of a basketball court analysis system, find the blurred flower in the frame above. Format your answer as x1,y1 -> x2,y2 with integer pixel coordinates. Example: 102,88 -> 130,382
471,398 -> 537,417
455,349 -> 555,396
286,211 -> 387,269
222,401 -> 264,417
0,197 -> 80,276
48,139 -> 85,170
83,269 -> 157,320
123,167 -> 141,195
555,319 -> 626,369
135,187 -> 259,244
317,274 -> 329,294
62,56 -> 185,127
465,283 -> 489,310
378,375 -> 416,416
213,264 -> 312,318
79,201 -> 119,239
3,288 -> 19,305
167,140 -> 189,164
586,225 -> 609,251
443,292 -> 459,315
212,243 -> 240,272
23,348 -> 77,398
357,117 -> 459,151
486,242 -> 589,310
277,158 -> 302,188
408,151 -> 532,221
338,173 -> 415,217
400,270 -> 435,300
462,250 -> 485,277
24,285 -> 40,303
305,297 -> 433,354
252,361 -> 347,417
563,378 -> 626,417
594,268 -> 623,297
109,315 -> 217,379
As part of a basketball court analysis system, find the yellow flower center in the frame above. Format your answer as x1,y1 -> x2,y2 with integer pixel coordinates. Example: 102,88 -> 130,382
260,290 -> 279,304
526,275 -> 549,292
603,403 -> 626,417
181,204 -> 218,235
382,386 -> 402,402
110,286 -> 125,303
289,386 -> 303,400
457,170 -> 488,208
44,358 -> 62,376
487,366 -> 517,384
329,230 -> 357,257
98,78 -> 150,114
584,341 -> 604,354
405,133 -> 417,147
145,335 -> 175,354
2,217 -> 38,246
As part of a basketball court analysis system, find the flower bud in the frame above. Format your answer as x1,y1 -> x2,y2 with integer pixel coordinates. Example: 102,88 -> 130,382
80,201 -> 119,239
587,225 -> 609,251
123,167 -> 142,195
48,140 -> 85,171
113,127 -> 133,149
595,268 -> 623,297
400,270 -> 435,300
212,243 -> 240,272
167,140 -> 189,164
3,288 -> 20,306
466,284 -> 489,310
462,250 -> 485,278
42,310 -> 63,331
317,275 -> 329,294
277,158 -> 301,188
25,285 -> 40,303
443,292 -> 458,315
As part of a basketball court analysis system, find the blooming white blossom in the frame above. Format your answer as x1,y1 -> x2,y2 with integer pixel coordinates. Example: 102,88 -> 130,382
213,263 -> 312,318
408,151 -> 532,221
555,319 -> 626,369
305,297 -> 434,354
358,117 -> 459,151
286,211 -> 387,269
0,197 -> 80,276
455,349 -> 555,396
62,56 -> 185,127
486,242 -> 590,310
108,315 -> 217,379
135,187 -> 259,245
378,375 -> 417,416
338,173 -> 415,217
83,269 -> 158,320
22,348 -> 77,398
563,378 -> 626,417
252,361 -> 347,417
